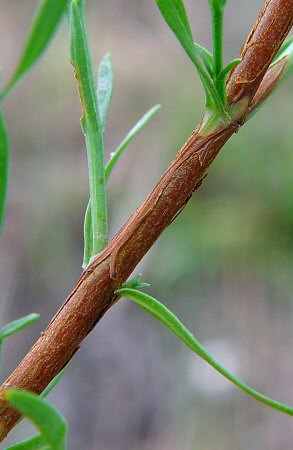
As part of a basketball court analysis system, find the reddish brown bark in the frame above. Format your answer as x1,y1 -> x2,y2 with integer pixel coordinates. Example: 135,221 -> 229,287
0,0 -> 292,441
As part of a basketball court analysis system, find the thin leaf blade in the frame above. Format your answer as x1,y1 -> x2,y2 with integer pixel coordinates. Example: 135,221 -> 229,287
41,367 -> 67,399
4,434 -> 48,450
5,390 -> 67,450
2,0 -> 68,98
218,58 -> 241,81
117,288 -> 293,416
156,0 -> 198,65
0,314 -> 40,340
194,43 -> 213,78
0,112 -> 9,235
105,104 -> 161,180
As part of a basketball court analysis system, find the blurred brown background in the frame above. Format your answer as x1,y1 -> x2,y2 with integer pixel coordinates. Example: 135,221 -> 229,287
0,1 -> 292,449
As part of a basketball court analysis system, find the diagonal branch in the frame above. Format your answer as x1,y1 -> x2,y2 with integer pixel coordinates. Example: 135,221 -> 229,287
0,0 -> 292,441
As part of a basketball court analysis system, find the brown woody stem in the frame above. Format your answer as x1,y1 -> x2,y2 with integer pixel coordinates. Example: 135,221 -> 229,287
0,0 -> 292,441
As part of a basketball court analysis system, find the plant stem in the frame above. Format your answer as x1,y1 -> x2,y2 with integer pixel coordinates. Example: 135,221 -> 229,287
210,2 -> 225,101
85,128 -> 108,254
0,0 -> 291,440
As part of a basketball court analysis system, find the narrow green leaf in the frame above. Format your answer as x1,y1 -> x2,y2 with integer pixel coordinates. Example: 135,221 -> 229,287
217,58 -> 241,81
156,0 -> 224,115
117,288 -> 293,416
156,0 -> 217,109
105,104 -> 161,180
208,0 -> 226,9
97,53 -> 113,133
157,0 -> 193,38
4,434 -> 48,450
41,367 -> 67,399
194,43 -> 213,78
5,390 -> 67,450
1,0 -> 68,99
0,314 -> 40,340
0,112 -> 9,235
156,0 -> 202,69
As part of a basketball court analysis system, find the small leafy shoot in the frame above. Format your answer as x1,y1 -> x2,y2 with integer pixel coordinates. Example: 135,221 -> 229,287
70,0 -> 108,260
97,53 -> 113,133
82,102 -> 161,269
5,390 -> 67,450
105,104 -> 161,180
1,0 -> 68,99
117,288 -> 293,416
122,274 -> 150,290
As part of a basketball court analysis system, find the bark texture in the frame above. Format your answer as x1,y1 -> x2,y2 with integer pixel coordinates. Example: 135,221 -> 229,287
0,0 -> 292,441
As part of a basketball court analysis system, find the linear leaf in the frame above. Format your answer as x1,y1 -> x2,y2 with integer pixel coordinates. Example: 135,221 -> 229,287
218,58 -> 241,81
0,314 -> 40,340
2,0 -> 68,99
0,112 -> 9,235
117,288 -> 293,416
4,434 -> 48,450
155,0 -> 224,114
97,53 -> 113,133
105,104 -> 161,180
41,367 -> 67,399
156,0 -> 200,66
194,43 -> 213,78
5,390 -> 67,450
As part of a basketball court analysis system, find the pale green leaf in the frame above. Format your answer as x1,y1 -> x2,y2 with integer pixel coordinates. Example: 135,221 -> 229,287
97,53 -> 113,133
122,274 -> 150,290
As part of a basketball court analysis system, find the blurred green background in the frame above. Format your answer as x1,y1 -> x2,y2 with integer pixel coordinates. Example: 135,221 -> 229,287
0,1 -> 292,449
